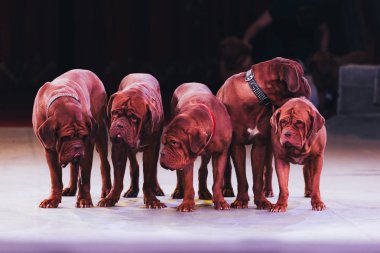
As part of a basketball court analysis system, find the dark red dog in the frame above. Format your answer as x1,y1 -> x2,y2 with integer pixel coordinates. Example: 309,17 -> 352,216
270,97 -> 326,212
160,83 -> 232,212
98,73 -> 166,208
217,57 -> 311,209
32,69 -> 111,208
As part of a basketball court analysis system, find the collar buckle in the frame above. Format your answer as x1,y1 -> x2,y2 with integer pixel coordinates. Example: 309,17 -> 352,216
245,69 -> 272,108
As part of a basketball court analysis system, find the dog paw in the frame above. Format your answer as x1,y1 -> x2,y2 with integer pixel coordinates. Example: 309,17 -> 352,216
312,201 -> 326,211
214,200 -> 230,210
101,187 -> 111,199
144,197 -> 167,209
62,187 -> 77,196
76,197 -> 93,208
97,197 -> 118,207
222,187 -> 235,197
198,189 -> 212,200
230,199 -> 249,209
155,186 -> 165,197
39,198 -> 61,208
177,201 -> 195,212
254,198 -> 273,210
123,186 -> 139,198
264,189 -> 274,198
171,187 -> 184,199
270,203 -> 287,212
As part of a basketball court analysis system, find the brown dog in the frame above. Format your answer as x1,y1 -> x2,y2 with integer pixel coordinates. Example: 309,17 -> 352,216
32,69 -> 111,208
97,73 -> 166,208
270,97 -> 326,212
217,57 -> 311,209
160,83 -> 232,211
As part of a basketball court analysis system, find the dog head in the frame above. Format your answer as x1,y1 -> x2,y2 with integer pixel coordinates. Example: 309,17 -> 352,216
160,114 -> 209,170
253,57 -> 311,105
271,97 -> 324,151
108,89 -> 157,150
37,102 -> 97,168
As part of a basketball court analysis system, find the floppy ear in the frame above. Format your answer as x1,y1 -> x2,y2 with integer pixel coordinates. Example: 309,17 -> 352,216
86,116 -> 98,144
188,127 -> 208,154
307,109 -> 325,139
107,93 -> 117,119
37,118 -> 57,150
270,109 -> 281,135
146,99 -> 162,134
276,59 -> 311,97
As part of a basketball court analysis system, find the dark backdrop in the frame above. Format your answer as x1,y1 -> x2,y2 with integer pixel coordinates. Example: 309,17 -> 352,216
0,0 -> 379,125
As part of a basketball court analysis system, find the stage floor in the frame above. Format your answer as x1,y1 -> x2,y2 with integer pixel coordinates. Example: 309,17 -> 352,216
0,115 -> 380,253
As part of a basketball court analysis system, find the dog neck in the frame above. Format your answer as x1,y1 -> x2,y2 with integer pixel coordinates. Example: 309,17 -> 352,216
245,69 -> 272,107
195,103 -> 216,155
46,93 -> 80,116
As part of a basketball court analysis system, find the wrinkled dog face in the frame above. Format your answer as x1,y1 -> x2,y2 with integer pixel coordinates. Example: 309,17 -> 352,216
271,98 -> 325,153
37,116 -> 94,168
160,133 -> 190,170
109,94 -> 147,149
37,105 -> 97,168
57,123 -> 87,168
278,114 -> 307,151
160,117 -> 208,170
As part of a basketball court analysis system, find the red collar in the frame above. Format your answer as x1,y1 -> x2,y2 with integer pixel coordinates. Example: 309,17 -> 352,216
195,103 -> 216,155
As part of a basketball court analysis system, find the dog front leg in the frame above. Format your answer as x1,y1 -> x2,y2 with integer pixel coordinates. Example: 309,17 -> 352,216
39,150 -> 63,208
310,155 -> 326,211
212,151 -> 230,210
76,144 -> 94,208
177,164 -> 195,212
97,143 -> 127,207
270,158 -> 290,212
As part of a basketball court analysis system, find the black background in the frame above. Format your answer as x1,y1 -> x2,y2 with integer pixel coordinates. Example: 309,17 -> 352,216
0,0 -> 379,125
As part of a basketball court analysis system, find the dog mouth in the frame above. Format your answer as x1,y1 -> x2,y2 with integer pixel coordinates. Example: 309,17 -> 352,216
284,142 -> 293,148
283,141 -> 303,153
60,162 -> 69,168
283,141 -> 297,151
59,154 -> 81,168
111,133 -> 124,144
160,160 -> 184,171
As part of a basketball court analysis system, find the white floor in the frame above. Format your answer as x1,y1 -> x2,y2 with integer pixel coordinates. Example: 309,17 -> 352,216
0,115 -> 380,253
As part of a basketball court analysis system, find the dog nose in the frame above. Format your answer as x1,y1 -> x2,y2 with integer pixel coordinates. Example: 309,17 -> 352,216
72,157 -> 79,165
284,132 -> 292,138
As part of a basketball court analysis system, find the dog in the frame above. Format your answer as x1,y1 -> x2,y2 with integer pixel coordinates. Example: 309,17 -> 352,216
217,57 -> 311,209
309,50 -> 368,116
160,83 -> 232,212
97,73 -> 166,208
217,37 -> 274,199
32,69 -> 111,208
270,97 -> 326,212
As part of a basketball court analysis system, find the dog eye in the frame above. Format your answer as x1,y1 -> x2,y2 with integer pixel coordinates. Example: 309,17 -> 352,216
112,110 -> 123,117
170,140 -> 180,147
280,119 -> 288,127
129,115 -> 138,123
295,120 -> 304,128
